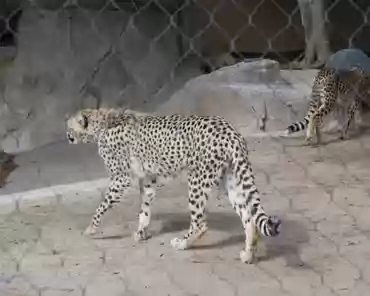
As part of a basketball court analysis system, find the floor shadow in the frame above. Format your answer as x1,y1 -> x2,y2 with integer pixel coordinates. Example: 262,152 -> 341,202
155,212 -> 310,267
155,211 -> 241,235
282,126 -> 370,148
321,126 -> 370,146
257,218 -> 310,268
88,223 -> 133,240
93,234 -> 128,240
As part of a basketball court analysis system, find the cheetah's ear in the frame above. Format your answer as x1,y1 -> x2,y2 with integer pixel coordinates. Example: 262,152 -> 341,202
105,108 -> 125,124
77,111 -> 89,129
81,114 -> 88,129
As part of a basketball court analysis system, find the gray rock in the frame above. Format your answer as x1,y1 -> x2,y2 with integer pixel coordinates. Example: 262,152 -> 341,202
0,7 -> 179,153
156,59 -> 316,135
326,48 -> 370,118
326,48 -> 370,73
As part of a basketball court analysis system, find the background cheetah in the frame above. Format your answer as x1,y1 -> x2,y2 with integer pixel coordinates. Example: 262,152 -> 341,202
286,67 -> 370,145
66,108 -> 281,263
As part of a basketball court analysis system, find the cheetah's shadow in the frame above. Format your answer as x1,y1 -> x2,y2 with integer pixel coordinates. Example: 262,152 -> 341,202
282,125 -> 370,148
155,212 -> 309,267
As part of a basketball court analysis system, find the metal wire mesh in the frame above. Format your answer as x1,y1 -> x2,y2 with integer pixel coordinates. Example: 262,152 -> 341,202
1,0 -> 370,295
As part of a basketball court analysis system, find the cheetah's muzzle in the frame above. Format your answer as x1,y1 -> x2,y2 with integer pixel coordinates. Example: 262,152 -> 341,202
67,133 -> 75,143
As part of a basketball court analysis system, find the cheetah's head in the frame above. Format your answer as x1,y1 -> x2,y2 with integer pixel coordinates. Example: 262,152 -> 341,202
66,107 -> 138,144
66,109 -> 104,144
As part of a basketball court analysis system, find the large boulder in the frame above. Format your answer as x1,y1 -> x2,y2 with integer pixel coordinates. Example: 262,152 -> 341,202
0,7 -> 179,153
156,59 -> 319,136
326,48 -> 370,73
326,48 -> 370,119
158,58 -> 370,138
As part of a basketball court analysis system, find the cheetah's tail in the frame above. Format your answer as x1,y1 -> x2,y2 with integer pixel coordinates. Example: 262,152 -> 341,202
285,117 -> 310,134
252,208 -> 281,237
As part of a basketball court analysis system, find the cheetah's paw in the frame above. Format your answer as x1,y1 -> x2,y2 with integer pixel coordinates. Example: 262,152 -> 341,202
84,224 -> 98,236
240,249 -> 255,264
133,229 -> 149,242
339,132 -> 350,141
171,237 -> 188,250
305,136 -> 313,144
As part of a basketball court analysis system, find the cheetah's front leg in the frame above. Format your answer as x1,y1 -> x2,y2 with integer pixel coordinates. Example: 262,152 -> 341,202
133,178 -> 157,242
84,176 -> 130,235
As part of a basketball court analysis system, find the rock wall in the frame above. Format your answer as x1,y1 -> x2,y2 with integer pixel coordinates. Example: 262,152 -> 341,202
157,58 -> 370,139
156,59 -> 314,135
0,7 -> 180,153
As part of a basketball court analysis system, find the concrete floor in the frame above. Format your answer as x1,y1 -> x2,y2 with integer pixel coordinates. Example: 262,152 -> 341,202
0,141 -> 106,195
2,130 -> 370,295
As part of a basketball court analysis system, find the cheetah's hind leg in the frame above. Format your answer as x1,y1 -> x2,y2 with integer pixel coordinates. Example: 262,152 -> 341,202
170,173 -> 210,250
306,107 -> 328,146
84,221 -> 99,236
224,169 -> 260,264
305,115 -> 322,145
340,99 -> 359,141
239,222 -> 260,264
305,115 -> 316,144
314,125 -> 322,145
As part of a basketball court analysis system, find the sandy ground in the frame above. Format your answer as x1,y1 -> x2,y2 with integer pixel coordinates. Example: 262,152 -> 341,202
2,130 -> 370,295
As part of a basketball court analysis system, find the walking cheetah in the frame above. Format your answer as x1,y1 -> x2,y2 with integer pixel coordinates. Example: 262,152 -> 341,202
66,108 -> 281,263
286,67 -> 370,144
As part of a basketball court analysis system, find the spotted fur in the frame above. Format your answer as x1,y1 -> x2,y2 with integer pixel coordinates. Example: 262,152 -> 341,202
286,67 -> 370,144
66,108 -> 281,263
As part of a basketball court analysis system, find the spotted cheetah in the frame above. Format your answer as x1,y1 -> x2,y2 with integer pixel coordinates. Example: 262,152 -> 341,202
66,108 -> 281,263
286,67 -> 370,144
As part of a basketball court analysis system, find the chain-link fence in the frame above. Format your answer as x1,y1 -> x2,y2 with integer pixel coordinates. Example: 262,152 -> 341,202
2,0 -> 370,295
0,0 -> 368,151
